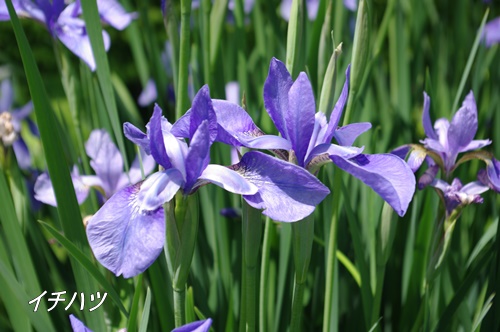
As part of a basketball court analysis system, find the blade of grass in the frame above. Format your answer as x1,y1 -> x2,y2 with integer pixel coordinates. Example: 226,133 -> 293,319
127,274 -> 143,332
139,288 -> 152,332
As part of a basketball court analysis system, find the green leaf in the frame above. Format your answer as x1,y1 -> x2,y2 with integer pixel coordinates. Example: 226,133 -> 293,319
39,222 -> 128,317
127,274 -> 143,332
138,288 -> 152,332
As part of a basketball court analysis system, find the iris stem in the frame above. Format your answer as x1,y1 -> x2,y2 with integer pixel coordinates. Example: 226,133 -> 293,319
290,215 -> 315,332
176,0 -> 192,120
241,200 -> 263,332
173,286 -> 186,327
259,218 -> 272,332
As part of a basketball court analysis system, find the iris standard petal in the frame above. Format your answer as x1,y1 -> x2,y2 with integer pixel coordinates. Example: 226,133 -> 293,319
324,66 -> 350,144
487,158 -> 500,192
233,151 -> 330,222
172,318 -> 213,332
287,72 -> 316,166
330,153 -> 415,216
138,170 -> 183,211
149,105 -> 172,169
263,58 -> 293,139
448,92 -> 478,153
184,121 -> 211,193
189,85 -> 218,144
97,0 -> 137,30
334,122 -> 372,146
196,164 -> 257,194
124,122 -> 151,154
422,92 -> 438,140
86,183 -> 165,278
212,99 -> 260,143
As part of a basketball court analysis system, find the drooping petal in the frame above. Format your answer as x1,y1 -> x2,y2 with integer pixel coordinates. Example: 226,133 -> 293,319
69,314 -> 92,332
86,183 -> 165,278
448,91 -> 478,153
86,130 -> 124,196
149,105 -> 171,169
232,151 -> 330,222
34,168 -> 90,206
324,66 -> 350,144
12,137 -> 31,170
197,164 -> 258,194
263,58 -> 293,139
333,122 -> 371,146
458,139 -> 492,153
123,122 -> 150,154
172,318 -> 213,332
211,99 -> 260,145
54,15 -> 111,71
287,72 -> 316,166
421,92 -> 438,141
461,181 -> 490,195
331,153 -> 415,216
137,170 -> 183,211
97,0 -> 137,30
184,120 -> 211,193
189,85 -> 217,144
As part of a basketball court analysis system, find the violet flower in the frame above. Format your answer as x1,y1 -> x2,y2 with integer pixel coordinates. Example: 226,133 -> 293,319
0,0 -> 136,71
393,91 -> 491,188
280,0 -> 319,21
0,78 -> 35,170
478,157 -> 500,192
174,58 -> 415,216
429,178 -> 489,217
34,129 -> 155,206
484,17 -> 500,47
87,85 -> 329,278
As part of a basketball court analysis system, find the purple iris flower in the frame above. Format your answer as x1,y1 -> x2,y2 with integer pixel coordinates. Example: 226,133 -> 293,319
87,85 -> 329,278
396,92 -> 491,185
0,78 -> 35,169
478,157 -> 500,192
344,0 -> 357,11
34,129 -> 155,206
484,17 -> 500,47
0,0 -> 136,71
174,58 -> 415,216
69,314 -> 212,332
429,178 -> 489,217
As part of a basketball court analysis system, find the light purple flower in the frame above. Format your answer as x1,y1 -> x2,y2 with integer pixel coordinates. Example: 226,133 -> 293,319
0,0 -> 136,70
280,0 -> 319,21
478,157 -> 500,192
344,0 -> 357,11
174,58 -> 415,216
69,314 -> 93,332
34,129 -> 155,206
0,78 -> 35,169
87,85 -> 329,277
419,91 -> 491,174
172,318 -> 212,332
430,178 -> 489,216
484,17 -> 500,47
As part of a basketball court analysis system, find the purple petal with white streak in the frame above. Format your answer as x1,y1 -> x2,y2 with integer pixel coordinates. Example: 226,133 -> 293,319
189,85 -> 217,144
86,183 -> 165,278
448,91 -> 478,152
198,164 -> 258,194
263,58 -> 293,139
287,72 -> 316,166
138,170 -> 183,211
331,153 -> 415,216
234,151 -> 330,222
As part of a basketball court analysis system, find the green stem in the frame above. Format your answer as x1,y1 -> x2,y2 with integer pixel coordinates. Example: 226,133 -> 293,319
322,204 -> 340,330
173,286 -> 186,327
259,218 -> 272,332
291,216 -> 315,332
176,0 -> 192,120
241,200 -> 263,332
